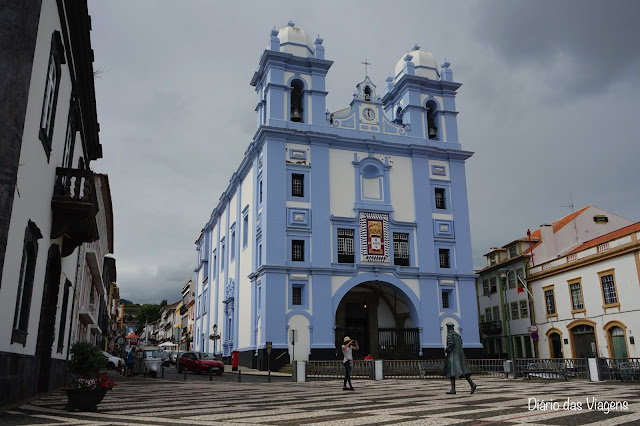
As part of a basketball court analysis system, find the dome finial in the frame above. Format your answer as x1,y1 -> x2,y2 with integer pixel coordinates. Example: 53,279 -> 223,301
412,43 -> 420,51
287,20 -> 295,27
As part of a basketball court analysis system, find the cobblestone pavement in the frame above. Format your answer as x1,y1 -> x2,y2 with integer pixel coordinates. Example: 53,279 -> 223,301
2,373 -> 639,425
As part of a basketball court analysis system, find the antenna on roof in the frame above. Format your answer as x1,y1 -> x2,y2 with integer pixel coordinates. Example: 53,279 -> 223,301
561,192 -> 579,245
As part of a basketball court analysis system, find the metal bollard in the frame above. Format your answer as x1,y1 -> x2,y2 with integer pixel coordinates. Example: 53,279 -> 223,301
238,369 -> 241,382
209,372 -> 212,381
184,371 -> 187,381
268,369 -> 271,383
161,367 -> 165,379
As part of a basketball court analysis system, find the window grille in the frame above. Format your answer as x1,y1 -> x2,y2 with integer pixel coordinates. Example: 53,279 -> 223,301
434,188 -> 446,209
393,233 -> 409,266
292,240 -> 304,262
337,229 -> 354,263
439,249 -> 450,268
292,173 -> 304,197
292,287 -> 302,305
570,282 -> 584,310
545,289 -> 556,315
601,274 -> 617,305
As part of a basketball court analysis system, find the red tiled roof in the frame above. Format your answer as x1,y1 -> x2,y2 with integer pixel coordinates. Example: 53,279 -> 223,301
568,221 -> 640,254
551,205 -> 591,233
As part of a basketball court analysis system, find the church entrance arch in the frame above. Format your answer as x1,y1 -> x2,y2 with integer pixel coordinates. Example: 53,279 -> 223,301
333,274 -> 420,360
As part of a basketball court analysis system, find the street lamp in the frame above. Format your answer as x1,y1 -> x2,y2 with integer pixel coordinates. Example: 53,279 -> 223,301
212,324 -> 218,356
498,269 -> 514,360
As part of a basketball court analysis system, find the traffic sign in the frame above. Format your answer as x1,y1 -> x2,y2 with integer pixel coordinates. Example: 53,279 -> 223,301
530,325 -> 538,333
531,331 -> 539,340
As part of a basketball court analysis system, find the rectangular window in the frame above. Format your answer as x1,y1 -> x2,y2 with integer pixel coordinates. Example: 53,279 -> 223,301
570,282 -> 584,311
492,306 -> 500,322
258,243 -> 262,266
600,273 -> 618,306
516,268 -> 524,282
482,279 -> 490,296
292,240 -> 304,262
441,291 -> 449,309
520,300 -> 528,318
509,245 -> 517,258
511,302 -> 520,319
439,249 -> 450,268
213,254 -> 217,278
292,287 -> 302,305
39,36 -> 62,157
292,173 -> 304,197
57,280 -> 71,353
259,180 -> 263,204
393,233 -> 409,266
203,290 -> 208,314
489,277 -> 497,293
489,255 -> 496,265
230,230 -> 236,260
62,103 -> 76,169
434,188 -> 446,209
12,223 -> 40,345
243,214 -> 249,248
221,243 -> 225,270
337,229 -> 355,263
485,307 -> 492,322
544,287 -> 556,316
508,272 -> 516,289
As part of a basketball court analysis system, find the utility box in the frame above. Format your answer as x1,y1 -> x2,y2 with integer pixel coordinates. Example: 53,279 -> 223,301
503,360 -> 515,378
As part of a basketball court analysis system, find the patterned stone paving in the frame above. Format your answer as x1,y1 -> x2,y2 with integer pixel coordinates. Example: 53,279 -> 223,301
1,373 -> 639,425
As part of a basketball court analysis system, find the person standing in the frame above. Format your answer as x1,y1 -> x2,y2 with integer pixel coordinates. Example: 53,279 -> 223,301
126,346 -> 136,377
342,336 -> 359,391
443,323 -> 477,394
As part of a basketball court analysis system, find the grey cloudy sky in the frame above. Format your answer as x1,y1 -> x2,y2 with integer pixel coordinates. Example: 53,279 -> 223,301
87,0 -> 640,304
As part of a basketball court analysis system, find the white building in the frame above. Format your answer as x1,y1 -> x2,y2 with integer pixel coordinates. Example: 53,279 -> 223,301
528,222 -> 640,359
0,1 -> 106,405
476,206 -> 633,358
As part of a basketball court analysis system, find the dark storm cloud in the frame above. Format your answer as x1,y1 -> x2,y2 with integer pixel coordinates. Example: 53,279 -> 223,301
87,1 -> 640,299
473,0 -> 640,97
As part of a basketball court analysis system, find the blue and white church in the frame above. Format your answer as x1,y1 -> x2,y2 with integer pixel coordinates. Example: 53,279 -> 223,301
193,22 -> 480,370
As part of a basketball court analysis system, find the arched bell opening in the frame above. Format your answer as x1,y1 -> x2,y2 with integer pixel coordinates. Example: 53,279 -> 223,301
334,280 -> 419,360
426,99 -> 439,140
364,86 -> 371,101
290,79 -> 304,122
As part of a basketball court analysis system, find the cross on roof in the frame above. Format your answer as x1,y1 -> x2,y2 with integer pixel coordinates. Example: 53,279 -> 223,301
361,59 -> 371,76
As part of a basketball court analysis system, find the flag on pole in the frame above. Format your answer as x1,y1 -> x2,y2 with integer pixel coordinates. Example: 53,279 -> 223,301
517,282 -> 524,294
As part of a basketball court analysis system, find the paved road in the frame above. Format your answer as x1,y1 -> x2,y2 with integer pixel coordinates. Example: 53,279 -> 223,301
2,372 -> 639,425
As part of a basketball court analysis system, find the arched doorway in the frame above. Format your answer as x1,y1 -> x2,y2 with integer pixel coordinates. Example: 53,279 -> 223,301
604,321 -> 628,359
334,280 -> 419,359
569,320 -> 598,358
547,330 -> 563,359
36,244 -> 62,392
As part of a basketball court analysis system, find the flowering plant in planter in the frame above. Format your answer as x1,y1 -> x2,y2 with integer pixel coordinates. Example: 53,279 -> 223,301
66,342 -> 117,411
74,373 -> 117,390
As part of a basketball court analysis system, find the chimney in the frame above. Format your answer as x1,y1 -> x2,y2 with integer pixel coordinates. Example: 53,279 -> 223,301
538,224 -> 556,264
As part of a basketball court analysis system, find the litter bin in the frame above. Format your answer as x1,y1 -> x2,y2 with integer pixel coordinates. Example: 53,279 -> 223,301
232,350 -> 239,371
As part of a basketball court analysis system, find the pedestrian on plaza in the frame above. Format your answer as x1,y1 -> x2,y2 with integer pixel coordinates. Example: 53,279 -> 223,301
126,345 -> 136,376
443,323 -> 477,395
342,336 -> 359,391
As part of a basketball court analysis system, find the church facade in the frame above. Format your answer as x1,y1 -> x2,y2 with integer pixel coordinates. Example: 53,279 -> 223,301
194,22 -> 480,370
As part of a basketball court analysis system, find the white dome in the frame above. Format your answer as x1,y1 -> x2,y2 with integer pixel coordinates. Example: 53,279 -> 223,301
277,21 -> 314,58
394,45 -> 440,81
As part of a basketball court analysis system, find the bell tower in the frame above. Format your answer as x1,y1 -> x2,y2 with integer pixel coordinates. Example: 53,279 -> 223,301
250,21 -> 333,128
382,45 -> 461,143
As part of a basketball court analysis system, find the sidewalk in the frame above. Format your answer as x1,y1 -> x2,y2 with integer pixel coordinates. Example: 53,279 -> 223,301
222,363 -> 290,377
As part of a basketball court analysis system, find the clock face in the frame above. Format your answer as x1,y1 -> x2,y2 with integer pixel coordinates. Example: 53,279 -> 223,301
363,108 -> 375,121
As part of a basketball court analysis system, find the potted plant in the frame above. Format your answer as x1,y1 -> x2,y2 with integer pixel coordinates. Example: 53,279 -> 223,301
66,342 -> 117,411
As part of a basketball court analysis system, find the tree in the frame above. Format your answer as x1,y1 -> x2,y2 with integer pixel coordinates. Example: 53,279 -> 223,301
135,304 -> 162,333
120,298 -> 134,305
159,299 -> 167,307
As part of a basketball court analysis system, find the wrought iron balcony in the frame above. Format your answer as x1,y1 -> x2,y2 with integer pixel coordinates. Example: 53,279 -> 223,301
480,320 -> 502,335
51,167 -> 99,256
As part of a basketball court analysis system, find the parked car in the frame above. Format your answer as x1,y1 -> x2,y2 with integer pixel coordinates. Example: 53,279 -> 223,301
101,351 -> 124,370
178,352 -> 224,375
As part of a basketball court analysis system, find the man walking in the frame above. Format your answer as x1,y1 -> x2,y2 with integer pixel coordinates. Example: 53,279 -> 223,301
342,336 -> 359,391
443,323 -> 477,394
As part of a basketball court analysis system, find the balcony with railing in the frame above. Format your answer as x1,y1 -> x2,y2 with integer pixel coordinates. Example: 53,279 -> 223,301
480,320 -> 502,335
51,167 -> 99,256
79,303 -> 98,325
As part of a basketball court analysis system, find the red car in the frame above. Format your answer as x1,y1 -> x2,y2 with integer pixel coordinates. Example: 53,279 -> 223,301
178,352 -> 224,375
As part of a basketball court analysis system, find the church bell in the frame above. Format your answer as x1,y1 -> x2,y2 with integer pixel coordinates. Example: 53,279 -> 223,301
291,109 -> 302,122
428,126 -> 437,139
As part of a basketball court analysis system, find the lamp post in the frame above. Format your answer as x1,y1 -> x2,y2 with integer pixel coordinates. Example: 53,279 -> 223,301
499,269 -> 514,360
212,324 -> 218,356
